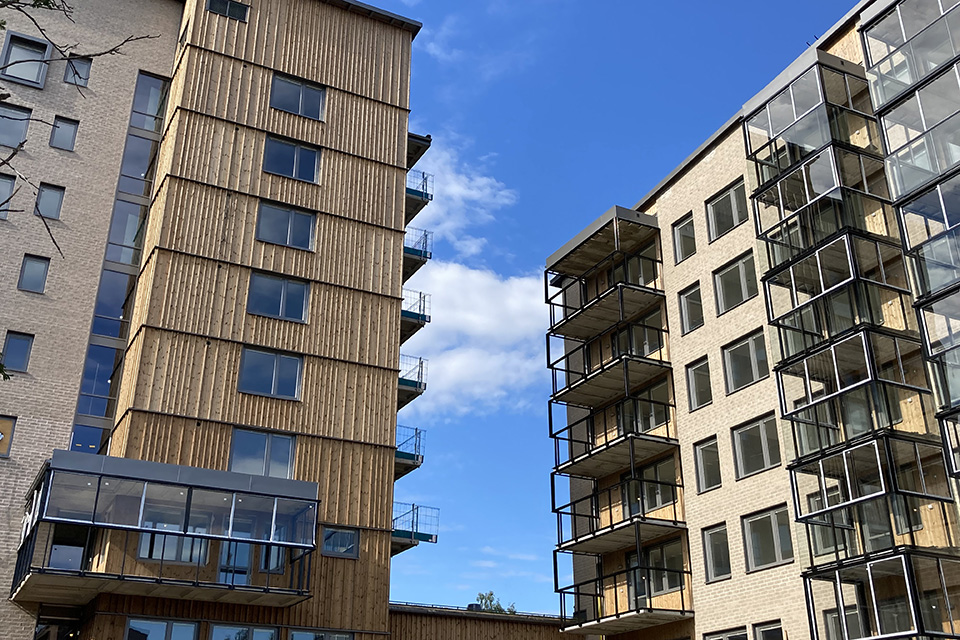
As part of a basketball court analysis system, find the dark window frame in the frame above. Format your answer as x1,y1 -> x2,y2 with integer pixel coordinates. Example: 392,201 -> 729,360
694,436 -> 721,493
0,31 -> 52,88
206,0 -> 250,21
741,504 -> 794,572
228,426 -> 295,479
63,55 -> 91,87
731,413 -> 781,480
672,213 -> 696,264
237,346 -> 303,400
35,182 -> 65,219
18,254 -> 50,293
321,526 -> 359,559
703,522 -> 731,583
687,356 -> 713,412
263,135 -> 320,183
706,179 -> 749,242
0,103 -> 31,149
679,281 -> 704,334
270,73 -> 327,121
2,331 -> 34,372
0,173 -> 15,220
49,116 -> 79,151
714,250 -> 759,315
256,200 -> 316,251
722,329 -> 769,394
0,415 -> 15,458
247,271 -> 310,323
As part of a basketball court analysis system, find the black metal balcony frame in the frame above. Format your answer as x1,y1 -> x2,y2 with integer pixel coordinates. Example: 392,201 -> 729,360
937,407 -> 960,476
547,318 -> 670,406
549,393 -> 677,476
551,473 -> 683,553
555,562 -> 692,632
546,248 -> 664,340
392,502 -> 439,545
802,548 -> 960,640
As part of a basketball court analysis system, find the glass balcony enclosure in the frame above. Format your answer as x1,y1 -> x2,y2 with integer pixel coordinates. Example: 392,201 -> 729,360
900,173 -> 960,296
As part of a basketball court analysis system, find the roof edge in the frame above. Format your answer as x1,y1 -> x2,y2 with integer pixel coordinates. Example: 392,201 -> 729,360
325,0 -> 422,37
546,205 -> 658,271
389,603 -> 563,625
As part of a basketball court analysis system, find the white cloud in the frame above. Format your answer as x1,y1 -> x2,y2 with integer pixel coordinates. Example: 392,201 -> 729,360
400,261 -> 547,418
481,545 -> 539,562
412,140 -> 517,257
418,15 -> 464,64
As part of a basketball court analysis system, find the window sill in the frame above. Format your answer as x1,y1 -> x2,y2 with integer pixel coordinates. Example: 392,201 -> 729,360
704,575 -> 732,585
725,374 -> 770,397
734,462 -> 781,482
255,237 -> 316,253
237,388 -> 301,402
716,292 -> 759,318
321,552 -> 359,560
271,106 -> 325,123
681,323 -> 704,336
247,310 -> 309,325
675,254 -> 696,266
697,484 -> 722,495
263,168 -> 319,185
0,73 -> 44,90
688,400 -> 713,413
745,557 -> 794,575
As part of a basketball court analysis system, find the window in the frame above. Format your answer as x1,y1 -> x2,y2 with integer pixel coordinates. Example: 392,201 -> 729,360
1,33 -> 51,87
49,116 -> 79,151
322,527 -> 359,558
125,619 -> 197,640
107,199 -> 148,264
703,524 -> 730,582
0,173 -> 15,220
707,181 -> 748,240
679,283 -> 704,333
247,272 -> 309,322
723,331 -> 769,393
743,506 -> 794,571
18,255 -> 49,293
63,56 -> 91,86
687,357 -> 712,410
256,202 -> 315,250
706,629 -> 747,640
2,332 -> 33,372
35,183 -> 64,219
733,415 -> 781,478
207,0 -> 250,21
641,456 -> 677,512
271,75 -> 326,120
291,632 -> 354,640
237,347 -> 302,399
130,73 -> 168,132
695,437 -> 721,492
0,416 -> 15,458
210,626 -> 276,640
229,428 -> 294,478
715,252 -> 758,313
0,103 -> 31,148
645,538 -> 684,595
673,214 -> 696,263
754,622 -> 783,640
263,137 -> 319,182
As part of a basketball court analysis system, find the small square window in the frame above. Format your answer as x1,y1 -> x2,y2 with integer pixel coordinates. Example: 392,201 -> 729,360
49,116 -> 79,151
264,136 -> 320,183
248,272 -> 309,322
1,33 -> 51,87
2,332 -> 34,372
673,214 -> 696,263
0,416 -> 15,457
733,415 -> 781,479
229,428 -> 294,479
695,437 -> 721,492
687,357 -> 712,411
707,181 -> 748,241
723,330 -> 769,394
63,56 -> 91,86
0,173 -> 15,220
322,527 -> 359,558
743,505 -> 794,571
35,183 -> 64,219
271,74 -> 326,120
238,346 -> 302,399
0,103 -> 31,148
679,283 -> 704,334
208,0 -> 250,21
703,523 -> 730,582
256,201 -> 315,250
18,255 -> 49,293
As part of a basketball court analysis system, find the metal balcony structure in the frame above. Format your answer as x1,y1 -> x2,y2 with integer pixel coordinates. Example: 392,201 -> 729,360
400,289 -> 431,345
397,355 -> 427,410
10,451 -> 318,609
394,424 -> 425,480
405,170 -> 434,224
391,502 -> 439,556
406,132 -> 431,170
403,227 -> 433,282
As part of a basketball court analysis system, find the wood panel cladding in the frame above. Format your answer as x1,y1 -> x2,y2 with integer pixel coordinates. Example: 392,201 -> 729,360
157,109 -> 405,229
142,177 -> 404,299
133,249 -> 401,367
389,609 -> 565,640
115,327 -> 397,447
187,0 -> 412,108
84,529 -> 393,633
174,46 -> 408,167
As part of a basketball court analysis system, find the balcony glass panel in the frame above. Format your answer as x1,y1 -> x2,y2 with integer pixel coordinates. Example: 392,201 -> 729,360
232,494 -> 275,542
94,477 -> 144,527
274,499 -> 316,546
45,472 -> 97,522
187,489 -> 233,537
901,171 -> 960,249
140,483 -> 188,533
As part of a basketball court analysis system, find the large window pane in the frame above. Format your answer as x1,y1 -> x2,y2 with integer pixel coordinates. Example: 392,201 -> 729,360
45,472 -> 97,521
94,477 -> 143,526
0,103 -> 30,148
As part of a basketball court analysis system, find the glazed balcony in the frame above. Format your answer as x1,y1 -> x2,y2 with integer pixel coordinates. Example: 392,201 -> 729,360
11,451 -> 318,609
885,107 -> 960,200
391,502 -> 439,556
806,550 -> 960,640
558,565 -> 692,635
405,170 -> 434,224
554,476 -> 683,554
398,355 -> 427,410
547,249 -> 663,341
549,318 -> 669,408
400,289 -> 431,345
403,227 -> 433,282
939,409 -> 960,476
551,392 -> 676,478
394,425 -> 424,481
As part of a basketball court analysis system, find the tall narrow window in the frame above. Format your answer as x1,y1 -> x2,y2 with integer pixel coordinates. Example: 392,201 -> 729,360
743,506 -> 794,571
238,347 -> 302,399
715,252 -> 758,313
679,283 -> 704,333
63,56 -> 91,86
640,456 -> 677,513
707,181 -> 748,240
230,428 -> 294,478
733,415 -> 781,478
723,331 -> 769,393
646,538 -> 684,595
673,214 -> 696,263
271,75 -> 326,120
2,331 -> 34,372
703,524 -> 731,582
247,272 -> 309,322
35,183 -> 65,219
0,33 -> 51,87
0,173 -> 14,220
18,255 -> 49,293
0,103 -> 31,148
695,437 -> 721,491
264,137 -> 320,183
49,116 -> 79,151
687,357 -> 712,410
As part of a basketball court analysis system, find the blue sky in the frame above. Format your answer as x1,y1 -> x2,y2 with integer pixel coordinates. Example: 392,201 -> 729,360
383,0 -> 849,614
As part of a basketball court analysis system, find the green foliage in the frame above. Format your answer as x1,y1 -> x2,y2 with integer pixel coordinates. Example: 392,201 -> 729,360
475,591 -> 517,614
0,357 -> 9,381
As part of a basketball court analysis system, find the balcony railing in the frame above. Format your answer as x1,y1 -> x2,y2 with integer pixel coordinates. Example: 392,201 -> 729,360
402,289 -> 431,321
391,502 -> 439,556
11,451 -> 318,608
404,227 -> 433,258
406,170 -> 434,202
398,355 -> 427,410
551,395 -> 676,476
554,477 -> 683,554
394,425 -> 424,480
547,250 -> 663,340
548,320 -> 669,407
558,565 -> 692,635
